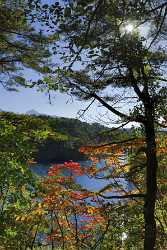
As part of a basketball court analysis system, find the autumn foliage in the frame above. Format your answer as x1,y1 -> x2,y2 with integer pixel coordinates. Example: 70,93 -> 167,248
15,135 -> 167,249
41,161 -> 107,249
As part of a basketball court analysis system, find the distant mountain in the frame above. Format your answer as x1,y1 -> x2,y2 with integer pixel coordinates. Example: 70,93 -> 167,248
0,111 -> 133,163
26,109 -> 41,116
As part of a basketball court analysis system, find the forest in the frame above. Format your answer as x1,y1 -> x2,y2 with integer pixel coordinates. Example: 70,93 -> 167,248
0,0 -> 167,249
0,111 -> 112,162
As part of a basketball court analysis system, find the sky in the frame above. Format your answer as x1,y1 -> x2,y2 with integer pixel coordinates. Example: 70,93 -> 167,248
0,2 -> 148,127
0,86 -> 89,117
0,85 -> 110,124
1,84 -> 138,128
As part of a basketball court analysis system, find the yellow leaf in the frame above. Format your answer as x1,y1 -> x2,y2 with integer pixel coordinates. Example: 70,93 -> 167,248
15,216 -> 21,221
21,216 -> 26,221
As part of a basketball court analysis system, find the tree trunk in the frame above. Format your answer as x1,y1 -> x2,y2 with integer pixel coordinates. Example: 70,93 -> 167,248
144,105 -> 158,250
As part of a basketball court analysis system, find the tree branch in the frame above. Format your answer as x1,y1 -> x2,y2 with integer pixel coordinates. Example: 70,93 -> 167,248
98,193 -> 145,199
77,98 -> 95,118
91,92 -> 145,123
128,68 -> 145,101
149,6 -> 167,48
69,0 -> 104,69
83,137 -> 138,149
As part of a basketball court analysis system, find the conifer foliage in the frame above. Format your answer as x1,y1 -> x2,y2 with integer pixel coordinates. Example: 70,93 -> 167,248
32,1 -> 167,249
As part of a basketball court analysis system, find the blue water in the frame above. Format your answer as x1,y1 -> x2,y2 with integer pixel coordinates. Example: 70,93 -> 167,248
30,163 -> 50,177
30,161 -> 112,191
30,160 -> 131,195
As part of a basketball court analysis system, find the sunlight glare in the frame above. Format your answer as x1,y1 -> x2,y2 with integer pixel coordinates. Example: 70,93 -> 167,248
124,23 -> 134,33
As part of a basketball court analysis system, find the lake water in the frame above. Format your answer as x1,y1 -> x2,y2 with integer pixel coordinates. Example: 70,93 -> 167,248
30,160 -> 132,195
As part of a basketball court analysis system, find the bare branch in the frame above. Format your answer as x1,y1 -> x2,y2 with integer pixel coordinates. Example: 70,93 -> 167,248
91,93 -> 145,123
77,98 -> 95,118
98,193 -> 145,199
148,6 -> 167,48
83,137 -> 138,149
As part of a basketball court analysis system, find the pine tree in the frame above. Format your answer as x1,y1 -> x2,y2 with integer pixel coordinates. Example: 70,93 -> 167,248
0,0 -> 52,90
37,1 -> 167,249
